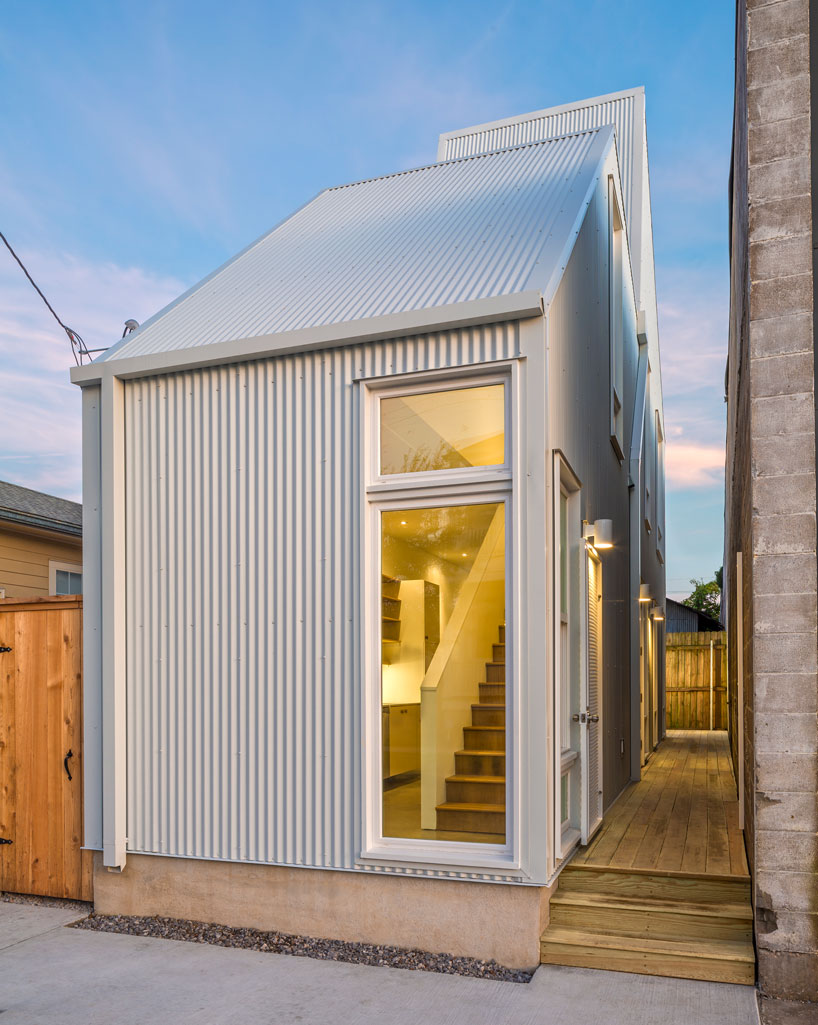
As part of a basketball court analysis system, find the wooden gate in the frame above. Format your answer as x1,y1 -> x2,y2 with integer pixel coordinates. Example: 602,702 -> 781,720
665,631 -> 727,731
0,596 -> 93,899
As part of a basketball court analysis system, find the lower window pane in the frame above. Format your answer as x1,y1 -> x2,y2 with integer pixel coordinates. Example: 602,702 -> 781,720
381,502 -> 506,844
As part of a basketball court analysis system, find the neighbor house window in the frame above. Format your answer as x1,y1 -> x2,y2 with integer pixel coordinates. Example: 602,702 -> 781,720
609,177 -> 625,460
364,369 -> 514,861
49,560 -> 82,595
655,410 -> 665,563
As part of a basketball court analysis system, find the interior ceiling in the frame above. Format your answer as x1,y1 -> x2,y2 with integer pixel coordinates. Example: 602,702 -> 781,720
383,503 -> 500,567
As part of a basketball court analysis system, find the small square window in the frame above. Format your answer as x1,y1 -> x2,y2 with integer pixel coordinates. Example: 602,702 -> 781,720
55,570 -> 82,595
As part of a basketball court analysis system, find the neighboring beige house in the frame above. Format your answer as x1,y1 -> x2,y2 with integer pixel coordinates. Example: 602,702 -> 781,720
0,480 -> 82,598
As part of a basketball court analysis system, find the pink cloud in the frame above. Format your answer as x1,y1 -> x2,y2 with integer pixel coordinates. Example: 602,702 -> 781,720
665,439 -> 725,489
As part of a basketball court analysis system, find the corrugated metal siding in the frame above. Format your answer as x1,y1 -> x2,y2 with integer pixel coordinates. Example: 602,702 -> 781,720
124,323 -> 519,877
440,93 -> 638,241
105,131 -> 603,362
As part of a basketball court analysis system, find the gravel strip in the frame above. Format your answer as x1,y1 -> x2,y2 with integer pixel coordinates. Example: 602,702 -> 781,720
73,913 -> 533,983
2,892 -> 92,913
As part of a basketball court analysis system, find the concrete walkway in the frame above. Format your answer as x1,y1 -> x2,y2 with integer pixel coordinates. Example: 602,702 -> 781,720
0,903 -> 760,1025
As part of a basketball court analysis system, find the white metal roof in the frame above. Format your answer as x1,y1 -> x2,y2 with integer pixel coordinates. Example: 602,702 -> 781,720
437,88 -> 644,247
98,126 -> 614,364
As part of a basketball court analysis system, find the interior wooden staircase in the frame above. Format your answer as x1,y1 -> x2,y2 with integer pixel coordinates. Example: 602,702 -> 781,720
435,624 -> 506,836
540,863 -> 755,984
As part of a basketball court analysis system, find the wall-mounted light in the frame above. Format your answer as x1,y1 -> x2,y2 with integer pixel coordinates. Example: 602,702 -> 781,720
583,518 -> 613,550
639,583 -> 651,603
650,604 -> 665,622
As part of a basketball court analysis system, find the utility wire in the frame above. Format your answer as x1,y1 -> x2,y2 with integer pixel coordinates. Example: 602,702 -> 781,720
0,229 -> 91,365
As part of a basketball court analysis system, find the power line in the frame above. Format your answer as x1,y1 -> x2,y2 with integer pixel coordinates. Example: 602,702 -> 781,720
0,230 -> 95,365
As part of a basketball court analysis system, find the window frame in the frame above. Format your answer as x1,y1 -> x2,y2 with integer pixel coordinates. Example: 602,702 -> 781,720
359,361 -> 520,872
608,176 -> 625,462
49,560 -> 82,596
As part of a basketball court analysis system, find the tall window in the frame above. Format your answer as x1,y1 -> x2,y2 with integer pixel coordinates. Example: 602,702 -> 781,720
366,371 -> 513,854
655,410 -> 665,563
609,177 -> 625,461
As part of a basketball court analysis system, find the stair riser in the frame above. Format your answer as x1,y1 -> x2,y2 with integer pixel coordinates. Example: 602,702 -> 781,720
479,684 -> 505,703
492,644 -> 505,662
382,596 -> 401,618
446,780 -> 505,804
498,625 -> 505,644
455,753 -> 505,775
471,706 -> 505,727
559,869 -> 751,905
463,727 -> 505,752
485,664 -> 505,683
437,809 -> 505,834
539,943 -> 755,985
382,580 -> 400,600
550,903 -> 753,943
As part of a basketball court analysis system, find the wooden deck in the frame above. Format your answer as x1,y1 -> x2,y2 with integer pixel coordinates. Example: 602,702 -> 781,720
573,729 -> 748,878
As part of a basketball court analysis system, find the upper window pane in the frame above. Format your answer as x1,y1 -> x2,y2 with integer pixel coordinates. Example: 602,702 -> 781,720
380,384 -> 505,475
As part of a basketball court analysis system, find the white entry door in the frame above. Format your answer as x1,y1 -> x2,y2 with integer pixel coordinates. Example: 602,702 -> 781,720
581,549 -> 604,844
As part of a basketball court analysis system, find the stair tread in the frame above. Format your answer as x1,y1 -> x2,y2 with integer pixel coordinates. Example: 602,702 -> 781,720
436,802 -> 505,813
446,774 -> 505,784
465,725 -> 505,731
552,892 -> 753,920
471,703 -> 504,710
484,661 -> 505,667
457,749 -> 506,756
540,927 -> 755,963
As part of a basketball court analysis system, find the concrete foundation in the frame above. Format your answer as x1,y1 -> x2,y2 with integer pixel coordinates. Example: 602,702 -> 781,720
92,853 -> 553,970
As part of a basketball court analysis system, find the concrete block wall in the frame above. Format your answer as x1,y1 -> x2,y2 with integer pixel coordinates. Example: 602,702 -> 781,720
731,0 -> 818,1006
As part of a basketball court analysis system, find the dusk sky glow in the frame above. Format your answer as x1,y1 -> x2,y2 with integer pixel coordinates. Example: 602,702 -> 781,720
1,0 -> 734,596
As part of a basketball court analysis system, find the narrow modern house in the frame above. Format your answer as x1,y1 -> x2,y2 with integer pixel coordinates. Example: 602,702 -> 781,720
71,89 -> 667,970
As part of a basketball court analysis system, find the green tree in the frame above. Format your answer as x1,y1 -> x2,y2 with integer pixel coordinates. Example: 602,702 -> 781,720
682,567 -> 722,620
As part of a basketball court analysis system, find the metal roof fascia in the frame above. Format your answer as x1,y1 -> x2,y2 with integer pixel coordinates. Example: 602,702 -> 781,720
538,125 -> 617,311
70,290 -> 544,385
436,86 -> 645,160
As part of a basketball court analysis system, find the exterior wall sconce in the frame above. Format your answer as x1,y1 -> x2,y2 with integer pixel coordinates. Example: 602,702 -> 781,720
650,604 -> 665,622
639,583 -> 652,603
583,518 -> 613,550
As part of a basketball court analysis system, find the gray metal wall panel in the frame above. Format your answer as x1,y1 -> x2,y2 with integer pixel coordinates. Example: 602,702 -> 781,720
124,324 -> 519,874
105,132 -> 601,361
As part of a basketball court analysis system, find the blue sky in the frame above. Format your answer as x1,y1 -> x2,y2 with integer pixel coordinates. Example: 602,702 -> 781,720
0,0 -> 734,597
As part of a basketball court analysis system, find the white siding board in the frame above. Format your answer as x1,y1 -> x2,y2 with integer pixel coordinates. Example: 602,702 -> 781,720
124,324 -> 520,876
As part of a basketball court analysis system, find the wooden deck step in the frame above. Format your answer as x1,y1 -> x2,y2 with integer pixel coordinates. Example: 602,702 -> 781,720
559,864 -> 751,904
435,802 -> 504,835
550,891 -> 753,942
444,774 -> 505,804
455,750 -> 505,775
540,926 -> 755,985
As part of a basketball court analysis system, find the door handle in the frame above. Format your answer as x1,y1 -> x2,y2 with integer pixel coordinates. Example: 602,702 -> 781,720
64,750 -> 73,781
589,714 -> 600,724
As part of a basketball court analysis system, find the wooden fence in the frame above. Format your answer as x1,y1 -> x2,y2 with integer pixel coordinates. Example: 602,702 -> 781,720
666,631 -> 727,731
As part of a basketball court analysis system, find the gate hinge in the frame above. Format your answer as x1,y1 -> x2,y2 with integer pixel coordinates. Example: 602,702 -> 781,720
0,646 -> 11,654
0,837 -> 12,845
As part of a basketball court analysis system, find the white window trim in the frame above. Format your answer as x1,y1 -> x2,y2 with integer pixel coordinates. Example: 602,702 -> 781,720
609,176 -> 625,462
552,452 -> 582,863
49,560 -> 83,595
359,362 -> 521,872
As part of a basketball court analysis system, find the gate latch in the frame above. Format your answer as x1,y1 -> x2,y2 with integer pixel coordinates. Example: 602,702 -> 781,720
0,837 -> 12,845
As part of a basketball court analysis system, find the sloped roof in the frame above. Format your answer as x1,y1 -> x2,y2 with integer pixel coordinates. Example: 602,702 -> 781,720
0,479 -> 82,537
437,88 -> 644,251
97,126 -> 614,364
